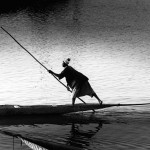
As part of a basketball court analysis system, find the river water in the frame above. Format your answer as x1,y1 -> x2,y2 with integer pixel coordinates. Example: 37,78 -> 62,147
0,0 -> 150,149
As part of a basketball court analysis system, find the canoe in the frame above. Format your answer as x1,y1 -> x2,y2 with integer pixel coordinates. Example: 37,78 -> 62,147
0,103 -> 149,116
0,103 -> 118,116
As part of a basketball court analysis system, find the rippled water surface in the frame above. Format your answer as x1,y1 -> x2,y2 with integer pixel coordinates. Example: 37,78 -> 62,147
0,0 -> 150,149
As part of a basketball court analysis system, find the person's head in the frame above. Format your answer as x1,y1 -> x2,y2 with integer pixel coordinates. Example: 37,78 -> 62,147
62,58 -> 71,67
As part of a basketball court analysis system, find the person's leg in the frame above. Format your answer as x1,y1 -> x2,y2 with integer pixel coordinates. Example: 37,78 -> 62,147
72,97 -> 76,106
93,93 -> 102,105
72,84 -> 80,106
72,88 -> 80,106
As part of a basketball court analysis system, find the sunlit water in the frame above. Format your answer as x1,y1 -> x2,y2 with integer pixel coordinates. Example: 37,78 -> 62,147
0,0 -> 150,149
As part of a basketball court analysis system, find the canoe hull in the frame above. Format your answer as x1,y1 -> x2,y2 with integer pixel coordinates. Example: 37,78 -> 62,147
1,103 -> 148,116
0,103 -> 104,116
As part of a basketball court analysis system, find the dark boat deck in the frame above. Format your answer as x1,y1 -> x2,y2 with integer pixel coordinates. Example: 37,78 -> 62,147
0,103 -> 149,116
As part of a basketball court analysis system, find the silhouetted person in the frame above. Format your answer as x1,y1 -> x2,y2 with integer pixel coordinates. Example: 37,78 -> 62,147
48,58 -> 102,106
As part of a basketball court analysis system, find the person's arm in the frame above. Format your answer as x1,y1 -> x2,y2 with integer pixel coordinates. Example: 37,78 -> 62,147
48,68 -> 67,80
48,70 -> 61,78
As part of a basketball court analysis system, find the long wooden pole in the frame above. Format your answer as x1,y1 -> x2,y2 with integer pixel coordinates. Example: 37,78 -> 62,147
1,26 -> 86,104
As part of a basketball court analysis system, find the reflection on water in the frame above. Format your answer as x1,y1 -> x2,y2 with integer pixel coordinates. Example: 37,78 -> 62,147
0,123 -> 102,150
0,107 -> 150,150
0,0 -> 150,105
66,123 -> 102,148
0,114 -> 103,150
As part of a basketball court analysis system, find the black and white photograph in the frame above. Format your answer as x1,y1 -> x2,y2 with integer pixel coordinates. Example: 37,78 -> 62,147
0,0 -> 150,149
